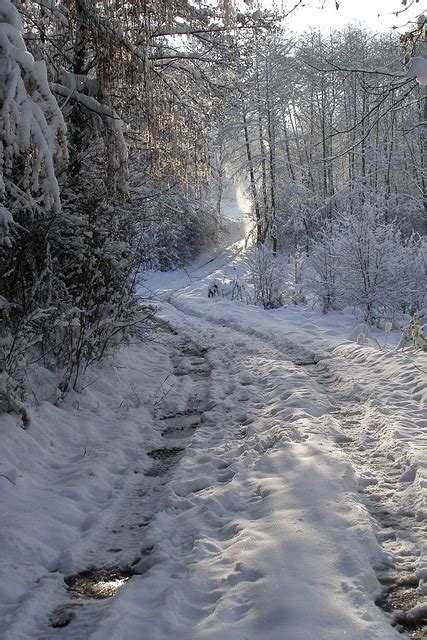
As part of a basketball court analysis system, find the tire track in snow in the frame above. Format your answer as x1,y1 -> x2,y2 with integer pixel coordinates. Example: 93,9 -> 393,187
29,297 -> 424,640
32,329 -> 211,640
295,361 -> 426,638
88,310 -> 374,640
161,300 -> 426,638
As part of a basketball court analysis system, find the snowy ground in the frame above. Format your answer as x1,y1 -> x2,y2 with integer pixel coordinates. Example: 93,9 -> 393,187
0,213 -> 426,639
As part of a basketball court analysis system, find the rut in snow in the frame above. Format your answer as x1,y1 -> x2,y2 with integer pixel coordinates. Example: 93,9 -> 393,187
163,298 -> 425,638
45,326 -> 211,638
298,360 -> 426,638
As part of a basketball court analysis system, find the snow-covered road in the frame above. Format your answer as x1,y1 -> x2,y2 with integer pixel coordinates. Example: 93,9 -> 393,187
0,226 -> 425,640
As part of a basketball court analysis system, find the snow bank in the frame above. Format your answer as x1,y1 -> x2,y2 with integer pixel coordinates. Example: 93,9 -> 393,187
0,341 -> 172,638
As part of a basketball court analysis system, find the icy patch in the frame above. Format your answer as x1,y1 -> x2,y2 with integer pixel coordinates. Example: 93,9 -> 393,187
64,566 -> 135,600
160,412 -> 202,439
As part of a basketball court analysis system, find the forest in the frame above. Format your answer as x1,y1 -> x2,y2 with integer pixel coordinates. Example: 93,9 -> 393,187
1,0 -> 426,406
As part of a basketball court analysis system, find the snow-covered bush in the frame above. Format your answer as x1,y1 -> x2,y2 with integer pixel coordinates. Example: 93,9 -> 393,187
137,184 -> 222,271
284,247 -> 306,306
306,226 -> 339,313
208,275 -> 249,303
307,208 -> 425,322
397,313 -> 427,351
51,194 -> 145,392
245,245 -> 285,309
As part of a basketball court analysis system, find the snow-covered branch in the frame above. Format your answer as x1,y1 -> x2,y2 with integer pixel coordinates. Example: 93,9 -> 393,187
0,0 -> 67,244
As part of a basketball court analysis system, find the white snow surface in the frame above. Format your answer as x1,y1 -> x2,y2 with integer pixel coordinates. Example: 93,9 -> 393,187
406,57 -> 427,85
0,221 -> 426,639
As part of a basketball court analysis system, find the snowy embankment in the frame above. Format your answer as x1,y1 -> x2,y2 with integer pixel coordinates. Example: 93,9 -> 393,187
0,341 -> 177,637
0,218 -> 425,639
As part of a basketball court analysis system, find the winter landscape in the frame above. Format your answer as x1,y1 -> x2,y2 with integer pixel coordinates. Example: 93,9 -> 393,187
0,0 -> 426,639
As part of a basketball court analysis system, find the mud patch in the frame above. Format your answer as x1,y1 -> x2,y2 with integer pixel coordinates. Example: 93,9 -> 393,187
147,446 -> 185,461
145,446 -> 185,476
375,572 -> 426,637
49,603 -> 81,628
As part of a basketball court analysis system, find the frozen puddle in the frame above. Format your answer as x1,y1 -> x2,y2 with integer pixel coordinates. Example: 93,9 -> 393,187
160,412 -> 202,439
64,566 -> 135,600
48,566 -> 136,631
376,573 -> 425,635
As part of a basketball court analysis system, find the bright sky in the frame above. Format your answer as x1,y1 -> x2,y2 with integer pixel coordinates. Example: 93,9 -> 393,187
278,0 -> 427,34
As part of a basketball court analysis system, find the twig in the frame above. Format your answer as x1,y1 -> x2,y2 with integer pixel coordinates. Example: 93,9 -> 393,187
154,374 -> 174,409
0,473 -> 16,485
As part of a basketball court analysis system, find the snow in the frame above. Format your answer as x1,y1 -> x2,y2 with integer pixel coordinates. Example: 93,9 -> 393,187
86,306 -> 401,639
0,222 -> 425,639
0,342 -> 172,637
0,205 -> 14,246
0,0 -> 22,31
406,57 -> 427,85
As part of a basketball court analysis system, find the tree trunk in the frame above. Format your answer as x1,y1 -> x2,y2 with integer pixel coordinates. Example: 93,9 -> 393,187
242,110 -> 262,244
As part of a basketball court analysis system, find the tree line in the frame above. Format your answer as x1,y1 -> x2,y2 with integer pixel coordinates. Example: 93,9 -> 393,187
1,0 -> 426,414
215,21 -> 426,321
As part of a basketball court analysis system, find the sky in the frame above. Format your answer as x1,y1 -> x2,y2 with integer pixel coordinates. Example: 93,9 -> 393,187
277,0 -> 426,34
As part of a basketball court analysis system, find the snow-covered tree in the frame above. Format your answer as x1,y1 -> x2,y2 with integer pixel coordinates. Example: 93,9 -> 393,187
245,245 -> 286,309
0,0 -> 67,245
0,0 -> 69,406
1,0 -> 260,402
308,206 -> 425,322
